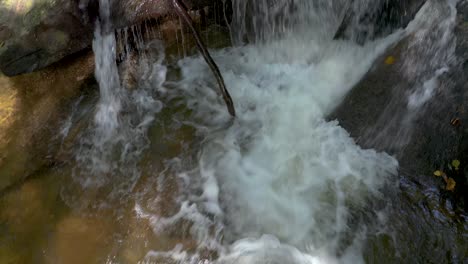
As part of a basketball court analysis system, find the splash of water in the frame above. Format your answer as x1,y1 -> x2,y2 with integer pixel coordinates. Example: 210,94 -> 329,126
92,3 -> 123,162
140,1 -> 403,263
68,0 -> 167,206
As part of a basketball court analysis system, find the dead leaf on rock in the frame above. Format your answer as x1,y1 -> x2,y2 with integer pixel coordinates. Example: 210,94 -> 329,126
446,178 -> 456,191
385,56 -> 396,65
451,160 -> 460,170
450,117 -> 461,127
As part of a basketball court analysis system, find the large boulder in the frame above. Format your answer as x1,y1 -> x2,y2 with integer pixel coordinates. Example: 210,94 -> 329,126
330,0 -> 467,212
0,0 -> 93,76
331,1 -> 468,261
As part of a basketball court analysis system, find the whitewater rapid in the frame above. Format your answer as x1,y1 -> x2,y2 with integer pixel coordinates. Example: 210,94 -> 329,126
140,15 -> 402,264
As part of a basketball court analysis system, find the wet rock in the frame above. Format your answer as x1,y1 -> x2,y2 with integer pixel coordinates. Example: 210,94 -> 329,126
110,0 -> 172,30
0,0 -> 93,76
110,0 -> 215,29
330,1 -> 468,261
334,0 -> 427,44
0,50 -> 95,192
330,0 -> 468,211
0,81 -> 17,147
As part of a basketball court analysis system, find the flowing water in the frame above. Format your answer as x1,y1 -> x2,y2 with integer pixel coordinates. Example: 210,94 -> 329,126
143,1 -> 402,262
358,0 -> 460,152
1,0 -> 467,263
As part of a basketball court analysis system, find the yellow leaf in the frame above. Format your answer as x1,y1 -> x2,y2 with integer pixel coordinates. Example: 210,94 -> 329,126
434,170 -> 443,177
385,56 -> 396,65
446,178 -> 456,191
452,160 -> 460,170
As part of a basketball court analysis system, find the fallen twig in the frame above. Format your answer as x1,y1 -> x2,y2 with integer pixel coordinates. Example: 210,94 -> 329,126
171,0 -> 236,117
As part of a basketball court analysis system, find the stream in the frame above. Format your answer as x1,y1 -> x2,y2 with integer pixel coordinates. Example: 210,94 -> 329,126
0,0 -> 467,263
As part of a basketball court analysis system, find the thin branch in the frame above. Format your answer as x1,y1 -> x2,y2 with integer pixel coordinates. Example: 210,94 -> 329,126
171,0 -> 236,117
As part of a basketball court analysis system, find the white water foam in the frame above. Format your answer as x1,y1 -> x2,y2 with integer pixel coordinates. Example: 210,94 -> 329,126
140,16 -> 402,264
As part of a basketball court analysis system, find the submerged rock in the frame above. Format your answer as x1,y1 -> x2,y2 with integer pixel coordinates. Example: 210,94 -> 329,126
46,215 -> 113,264
0,170 -> 68,263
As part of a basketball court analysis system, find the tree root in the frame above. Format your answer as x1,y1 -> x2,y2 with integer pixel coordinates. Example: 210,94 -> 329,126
171,0 -> 236,117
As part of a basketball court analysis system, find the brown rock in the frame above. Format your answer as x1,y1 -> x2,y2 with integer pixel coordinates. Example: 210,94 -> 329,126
0,50 -> 95,192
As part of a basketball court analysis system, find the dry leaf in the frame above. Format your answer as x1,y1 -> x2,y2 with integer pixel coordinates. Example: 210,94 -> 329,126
385,56 -> 396,65
434,170 -> 443,177
450,118 -> 461,127
446,178 -> 456,191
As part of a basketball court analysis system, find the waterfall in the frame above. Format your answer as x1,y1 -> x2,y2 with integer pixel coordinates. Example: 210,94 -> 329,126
92,0 -> 123,164
229,0 -> 348,44
69,0 -> 167,206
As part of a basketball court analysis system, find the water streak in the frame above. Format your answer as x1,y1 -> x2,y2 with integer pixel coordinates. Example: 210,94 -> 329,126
360,0 -> 459,152
68,0 -> 167,206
